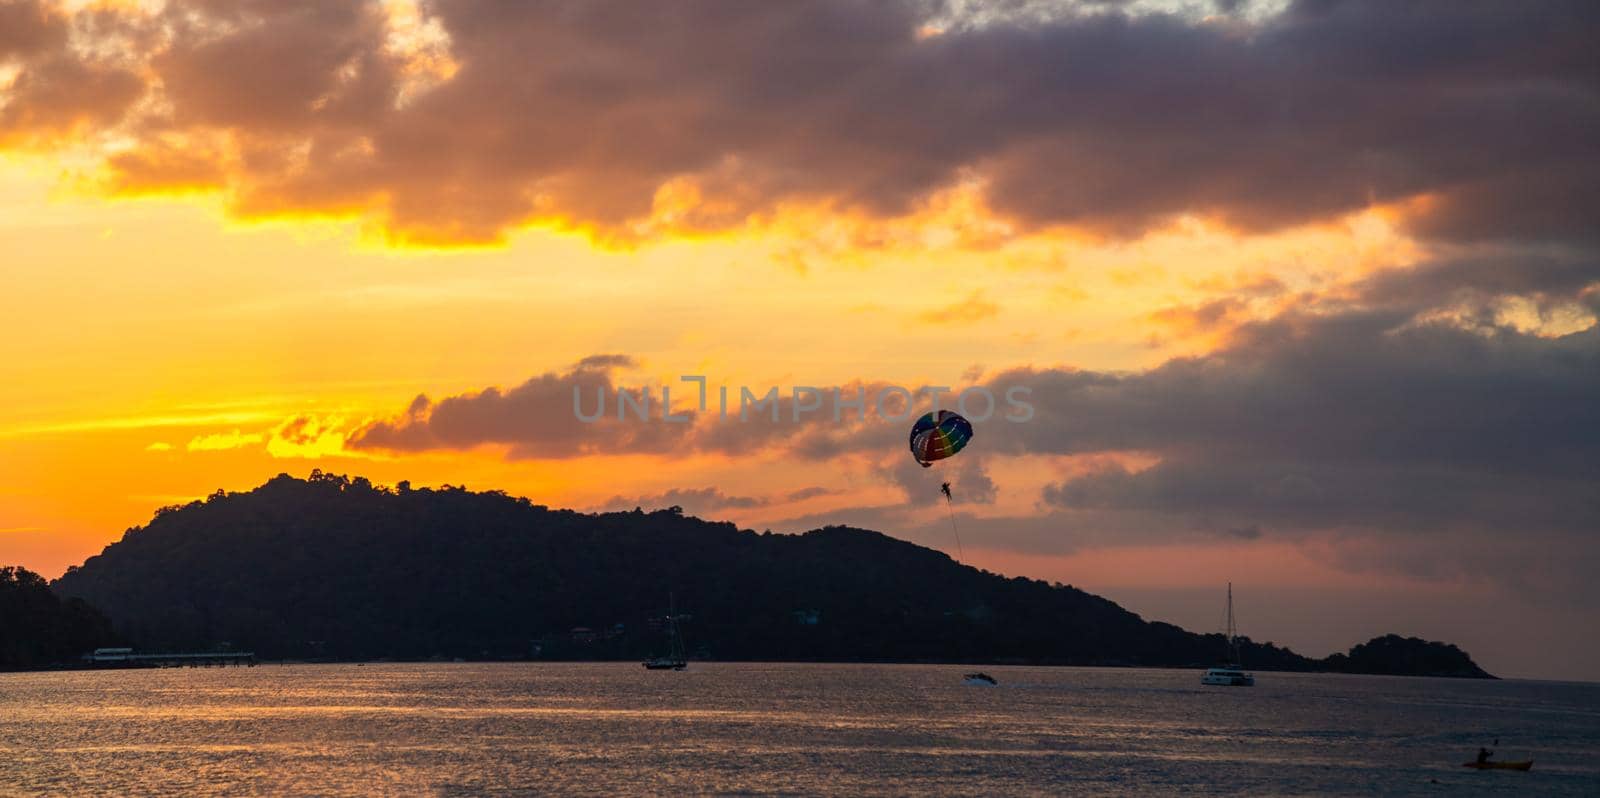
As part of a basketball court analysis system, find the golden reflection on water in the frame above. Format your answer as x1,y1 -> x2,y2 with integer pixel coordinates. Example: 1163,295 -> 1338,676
3,663 -> 1598,796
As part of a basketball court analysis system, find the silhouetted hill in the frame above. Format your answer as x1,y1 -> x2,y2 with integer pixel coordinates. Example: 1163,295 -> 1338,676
1323,634 -> 1492,679
53,473 -> 1492,677
1,566 -> 116,668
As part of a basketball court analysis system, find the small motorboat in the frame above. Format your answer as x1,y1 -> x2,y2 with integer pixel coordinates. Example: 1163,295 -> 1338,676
1461,760 -> 1533,771
642,657 -> 686,671
963,672 -> 998,686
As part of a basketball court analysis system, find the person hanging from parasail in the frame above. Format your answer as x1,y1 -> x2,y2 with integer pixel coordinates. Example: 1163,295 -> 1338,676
909,410 -> 974,561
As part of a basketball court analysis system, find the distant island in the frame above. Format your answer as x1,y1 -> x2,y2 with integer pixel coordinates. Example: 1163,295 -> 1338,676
30,472 -> 1490,678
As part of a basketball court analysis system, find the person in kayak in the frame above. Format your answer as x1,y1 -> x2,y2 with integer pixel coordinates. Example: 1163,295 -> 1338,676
1475,739 -> 1498,765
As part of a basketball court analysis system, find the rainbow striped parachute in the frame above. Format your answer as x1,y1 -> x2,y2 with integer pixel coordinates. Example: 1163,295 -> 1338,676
909,410 -> 973,468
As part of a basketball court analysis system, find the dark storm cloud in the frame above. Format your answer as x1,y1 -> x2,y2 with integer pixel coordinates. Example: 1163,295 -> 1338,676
349,354 -> 698,458
1040,456 -> 1598,535
1351,251 -> 1600,314
995,312 -> 1600,477
7,0 -> 1596,245
978,0 -> 1599,242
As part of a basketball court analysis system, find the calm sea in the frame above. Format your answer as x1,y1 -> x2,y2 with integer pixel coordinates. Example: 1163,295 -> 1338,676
1,663 -> 1596,796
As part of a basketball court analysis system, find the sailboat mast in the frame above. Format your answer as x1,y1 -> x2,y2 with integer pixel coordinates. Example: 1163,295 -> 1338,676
1226,582 -> 1233,641
668,591 -> 684,661
1226,582 -> 1240,665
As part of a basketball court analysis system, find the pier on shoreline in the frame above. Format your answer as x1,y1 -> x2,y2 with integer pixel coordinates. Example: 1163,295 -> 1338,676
81,647 -> 257,668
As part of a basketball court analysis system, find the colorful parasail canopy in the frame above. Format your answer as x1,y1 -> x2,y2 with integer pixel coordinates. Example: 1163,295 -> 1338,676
909,410 -> 974,467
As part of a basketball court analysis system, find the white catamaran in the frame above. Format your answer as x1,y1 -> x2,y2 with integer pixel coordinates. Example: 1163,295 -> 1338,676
1201,582 -> 1255,687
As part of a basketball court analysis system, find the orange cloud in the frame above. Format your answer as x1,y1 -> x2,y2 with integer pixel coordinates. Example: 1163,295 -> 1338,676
917,290 -> 1000,325
185,429 -> 264,452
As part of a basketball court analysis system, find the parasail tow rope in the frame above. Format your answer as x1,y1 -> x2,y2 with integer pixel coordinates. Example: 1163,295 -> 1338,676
943,491 -> 966,564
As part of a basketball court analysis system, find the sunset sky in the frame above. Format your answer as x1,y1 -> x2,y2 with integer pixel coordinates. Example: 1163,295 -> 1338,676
2,0 -> 1597,679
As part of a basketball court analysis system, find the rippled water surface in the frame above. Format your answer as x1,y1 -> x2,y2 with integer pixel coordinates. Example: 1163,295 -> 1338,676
2,663 -> 1597,795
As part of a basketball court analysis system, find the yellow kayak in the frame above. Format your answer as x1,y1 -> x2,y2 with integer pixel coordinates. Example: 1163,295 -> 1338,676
1461,760 -> 1533,771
